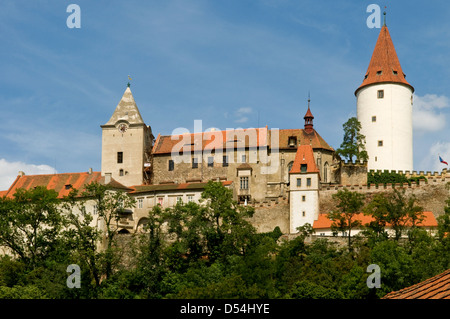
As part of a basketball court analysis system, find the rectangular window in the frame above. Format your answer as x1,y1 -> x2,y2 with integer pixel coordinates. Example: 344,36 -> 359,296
377,90 -> 384,99
157,197 -> 163,206
302,211 -> 305,217
192,157 -> 198,168
240,176 -> 249,190
208,157 -> 214,167
301,164 -> 307,173
372,116 -> 376,122
138,198 -> 143,209
223,155 -> 228,167
242,154 -> 246,163
93,204 -> 98,215
177,196 -> 183,204
117,152 -> 123,163
307,178 -> 311,187
378,140 -> 383,147
187,195 -> 194,202
168,160 -> 174,171
296,178 -> 301,187
302,195 -> 306,202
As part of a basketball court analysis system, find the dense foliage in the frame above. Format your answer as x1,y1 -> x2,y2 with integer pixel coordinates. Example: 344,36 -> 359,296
0,182 -> 449,299
367,170 -> 427,186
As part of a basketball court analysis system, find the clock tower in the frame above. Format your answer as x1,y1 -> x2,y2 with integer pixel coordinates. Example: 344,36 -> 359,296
101,85 -> 154,186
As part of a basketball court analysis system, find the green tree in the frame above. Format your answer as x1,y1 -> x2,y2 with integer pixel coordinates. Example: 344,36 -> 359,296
336,117 -> 368,162
328,188 -> 365,251
0,186 -> 66,269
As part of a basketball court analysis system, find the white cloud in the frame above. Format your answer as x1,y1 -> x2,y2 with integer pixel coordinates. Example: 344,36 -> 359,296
234,107 -> 252,123
417,141 -> 450,173
413,94 -> 449,132
0,158 -> 56,191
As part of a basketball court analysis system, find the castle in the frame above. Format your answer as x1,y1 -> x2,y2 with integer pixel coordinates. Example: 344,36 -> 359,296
0,23 -> 443,236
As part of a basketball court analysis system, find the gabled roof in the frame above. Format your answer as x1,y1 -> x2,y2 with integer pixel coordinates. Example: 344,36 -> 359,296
277,129 -> 334,151
312,211 -> 438,230
152,127 -> 268,155
289,144 -> 320,174
103,87 -> 145,126
3,171 -> 130,199
355,25 -> 414,95
383,269 -> 450,299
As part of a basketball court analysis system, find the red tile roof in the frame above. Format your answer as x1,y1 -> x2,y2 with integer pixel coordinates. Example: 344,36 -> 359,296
130,180 -> 233,193
355,25 -> 414,95
0,190 -> 7,198
276,128 -> 334,151
313,211 -> 438,230
152,127 -> 268,155
3,172 -> 129,199
289,144 -> 320,174
383,269 -> 450,299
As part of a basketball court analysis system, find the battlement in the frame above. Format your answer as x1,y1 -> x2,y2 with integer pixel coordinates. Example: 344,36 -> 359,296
369,168 -> 448,179
322,168 -> 450,194
245,195 -> 289,208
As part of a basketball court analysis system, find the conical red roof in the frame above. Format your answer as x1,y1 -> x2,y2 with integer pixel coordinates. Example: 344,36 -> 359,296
355,25 -> 414,95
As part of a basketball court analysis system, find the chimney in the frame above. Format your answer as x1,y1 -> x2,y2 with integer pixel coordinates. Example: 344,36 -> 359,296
88,167 -> 93,175
18,171 -> 25,177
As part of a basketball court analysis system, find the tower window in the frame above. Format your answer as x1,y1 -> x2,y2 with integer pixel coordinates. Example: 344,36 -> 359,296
372,116 -> 376,122
302,195 -> 306,202
117,152 -> 123,163
296,178 -> 301,187
377,90 -> 384,99
378,140 -> 383,147
307,178 -> 311,187
302,211 -> 306,217
168,160 -> 174,171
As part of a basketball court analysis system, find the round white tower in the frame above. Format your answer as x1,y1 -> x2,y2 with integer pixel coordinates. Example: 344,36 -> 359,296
355,22 -> 414,172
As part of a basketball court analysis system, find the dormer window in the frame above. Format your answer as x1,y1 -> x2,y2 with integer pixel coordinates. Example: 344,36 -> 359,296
288,136 -> 297,147
393,70 -> 398,75
65,184 -> 72,190
376,70 -> 382,75
301,164 -> 307,173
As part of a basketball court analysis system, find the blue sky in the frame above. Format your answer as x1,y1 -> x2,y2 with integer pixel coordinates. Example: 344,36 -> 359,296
1,0 -> 450,189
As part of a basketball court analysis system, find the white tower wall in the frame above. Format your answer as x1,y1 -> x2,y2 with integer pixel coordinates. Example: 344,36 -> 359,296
356,83 -> 413,172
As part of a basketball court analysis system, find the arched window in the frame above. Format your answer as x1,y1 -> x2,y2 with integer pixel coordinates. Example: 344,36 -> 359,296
119,169 -> 124,176
323,162 -> 329,183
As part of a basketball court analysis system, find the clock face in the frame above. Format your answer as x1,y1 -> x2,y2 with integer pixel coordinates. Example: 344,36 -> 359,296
118,123 -> 128,133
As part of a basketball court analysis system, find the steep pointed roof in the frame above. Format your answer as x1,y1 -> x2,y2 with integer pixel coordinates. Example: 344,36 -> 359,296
355,25 -> 414,95
104,86 -> 145,126
289,144 -> 320,174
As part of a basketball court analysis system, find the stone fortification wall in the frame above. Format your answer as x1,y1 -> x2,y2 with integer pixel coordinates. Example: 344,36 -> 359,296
319,169 -> 450,217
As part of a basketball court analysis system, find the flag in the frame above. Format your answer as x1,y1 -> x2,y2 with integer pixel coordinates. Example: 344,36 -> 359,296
439,156 -> 448,165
